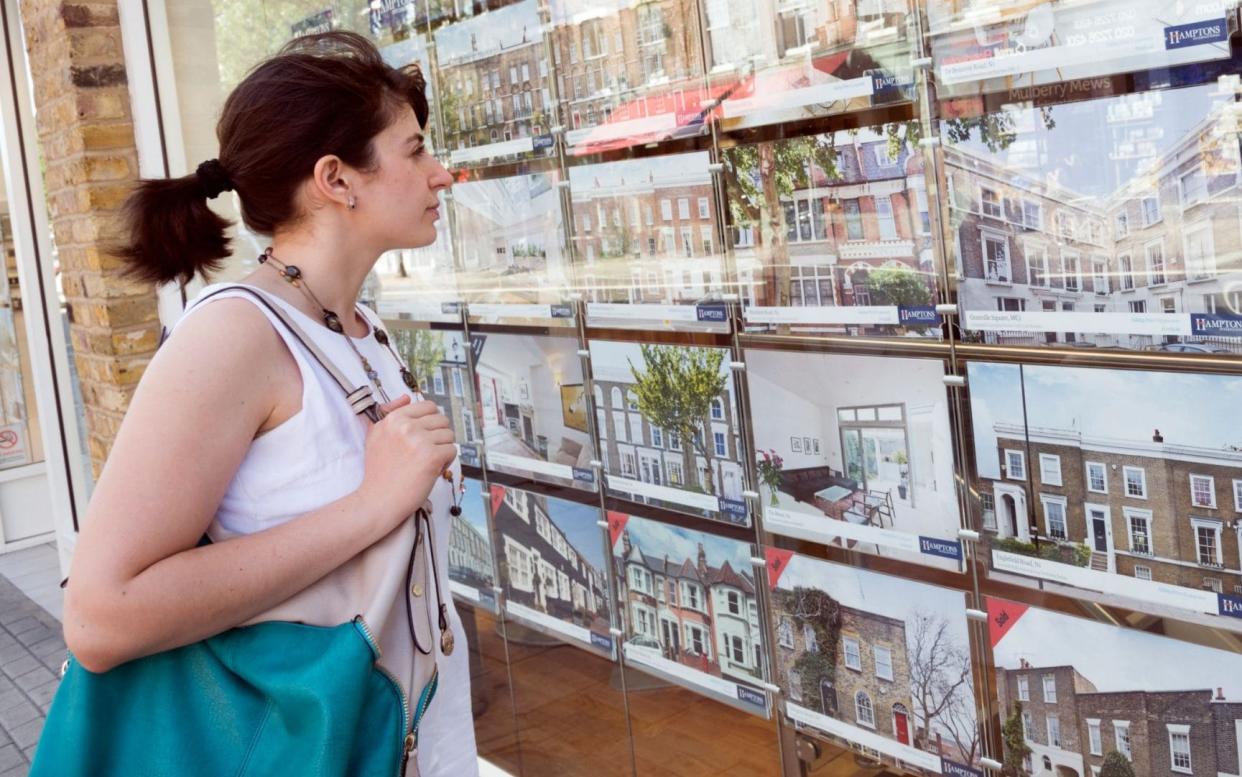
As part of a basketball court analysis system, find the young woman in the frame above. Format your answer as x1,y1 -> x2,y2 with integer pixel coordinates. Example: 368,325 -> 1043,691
48,32 -> 476,776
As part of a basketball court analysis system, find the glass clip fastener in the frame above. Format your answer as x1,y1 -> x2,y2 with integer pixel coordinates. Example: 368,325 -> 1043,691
980,758 -> 1004,770
550,125 -> 565,136
729,361 -> 746,371
708,162 -> 724,173
935,303 -> 958,315
577,349 -> 591,358
762,682 -> 781,695
958,528 -> 981,542
596,520 -> 609,529
910,56 -> 932,69
589,460 -> 603,470
742,490 -> 760,500
965,608 -> 988,623
919,136 -> 941,148
609,628 -> 623,638
749,556 -> 766,568
943,375 -> 966,388
556,180 -> 572,189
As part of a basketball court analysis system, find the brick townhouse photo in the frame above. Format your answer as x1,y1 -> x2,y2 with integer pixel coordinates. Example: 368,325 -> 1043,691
944,81 -> 1242,351
611,513 -> 763,687
969,362 -> 1242,596
990,599 -> 1242,777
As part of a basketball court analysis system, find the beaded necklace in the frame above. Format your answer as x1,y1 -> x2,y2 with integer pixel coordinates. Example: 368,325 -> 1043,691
258,247 -> 461,655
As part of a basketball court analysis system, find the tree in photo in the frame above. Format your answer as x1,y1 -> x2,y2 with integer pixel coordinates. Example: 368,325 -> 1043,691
722,134 -> 841,307
1001,701 -> 1032,777
779,588 -> 843,711
393,329 -> 446,389
866,266 -> 932,307
908,612 -> 973,752
628,345 -> 727,494
1099,751 -> 1136,777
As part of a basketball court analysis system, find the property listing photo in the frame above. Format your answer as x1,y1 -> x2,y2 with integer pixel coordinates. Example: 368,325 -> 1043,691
433,0 -> 557,169
389,327 -> 480,447
746,348 -> 965,570
706,0 -> 913,132
968,362 -> 1242,620
608,512 -> 768,713
987,597 -> 1242,777
449,172 -> 573,319
723,125 -> 942,337
766,549 -> 980,774
448,477 -> 497,610
473,332 -> 596,490
490,485 -> 614,652
588,339 -> 748,523
942,80 -> 1242,353
927,0 -> 1238,98
567,152 -> 729,327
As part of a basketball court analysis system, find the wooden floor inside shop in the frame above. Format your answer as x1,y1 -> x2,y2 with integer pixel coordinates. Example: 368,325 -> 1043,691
461,604 -> 907,777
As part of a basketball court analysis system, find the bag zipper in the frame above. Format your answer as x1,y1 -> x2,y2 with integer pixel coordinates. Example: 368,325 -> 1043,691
352,616 -> 412,777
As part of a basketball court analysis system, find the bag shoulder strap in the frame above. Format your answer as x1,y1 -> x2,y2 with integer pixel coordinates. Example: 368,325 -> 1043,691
192,285 -> 381,423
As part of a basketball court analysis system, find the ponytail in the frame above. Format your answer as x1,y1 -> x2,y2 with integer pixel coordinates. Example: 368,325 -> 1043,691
115,161 -> 233,285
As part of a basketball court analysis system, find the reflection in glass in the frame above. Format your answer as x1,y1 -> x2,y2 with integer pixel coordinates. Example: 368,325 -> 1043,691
725,126 -> 940,336
452,173 -> 571,305
570,152 -> 725,311
944,81 -> 1242,351
928,0 -> 1238,97
550,0 -> 709,153
709,0 -> 913,131
434,0 -> 557,167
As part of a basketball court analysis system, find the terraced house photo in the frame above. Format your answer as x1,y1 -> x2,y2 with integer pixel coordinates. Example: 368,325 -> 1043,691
724,126 -> 939,337
768,552 -> 980,772
989,598 -> 1242,777
945,82 -> 1242,352
491,486 -> 611,637
588,340 -> 746,519
969,363 -> 1242,598
448,479 -> 495,599
391,328 -> 478,445
611,513 -> 763,688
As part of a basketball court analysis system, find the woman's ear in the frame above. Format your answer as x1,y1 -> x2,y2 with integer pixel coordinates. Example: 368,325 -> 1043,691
311,155 -> 353,209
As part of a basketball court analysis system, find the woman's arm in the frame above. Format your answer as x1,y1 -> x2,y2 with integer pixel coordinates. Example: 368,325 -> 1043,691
62,299 -> 454,673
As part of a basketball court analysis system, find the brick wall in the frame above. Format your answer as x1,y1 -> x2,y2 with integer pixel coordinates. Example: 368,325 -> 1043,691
20,0 -> 159,477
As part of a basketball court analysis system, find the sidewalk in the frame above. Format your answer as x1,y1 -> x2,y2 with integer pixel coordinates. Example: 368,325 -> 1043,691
0,544 -> 65,777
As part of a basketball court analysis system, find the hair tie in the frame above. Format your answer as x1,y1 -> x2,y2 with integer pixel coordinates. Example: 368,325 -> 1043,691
195,159 -> 234,199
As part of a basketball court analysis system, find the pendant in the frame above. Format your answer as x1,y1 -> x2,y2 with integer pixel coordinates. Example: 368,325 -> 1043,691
440,628 -> 455,656
374,329 -> 389,345
449,505 -> 462,517
283,265 -> 302,281
324,311 -> 344,333
401,369 -> 417,390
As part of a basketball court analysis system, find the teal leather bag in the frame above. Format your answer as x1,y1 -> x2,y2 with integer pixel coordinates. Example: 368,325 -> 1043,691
32,287 -> 438,776
33,617 -> 436,777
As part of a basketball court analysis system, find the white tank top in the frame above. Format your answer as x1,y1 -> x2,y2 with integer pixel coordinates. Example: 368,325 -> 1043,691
175,283 -> 479,777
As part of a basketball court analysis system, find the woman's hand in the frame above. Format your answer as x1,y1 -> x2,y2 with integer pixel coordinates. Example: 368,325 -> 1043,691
356,395 -> 458,533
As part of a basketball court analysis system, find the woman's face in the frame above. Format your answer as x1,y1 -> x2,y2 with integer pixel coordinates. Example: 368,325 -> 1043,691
357,103 -> 453,250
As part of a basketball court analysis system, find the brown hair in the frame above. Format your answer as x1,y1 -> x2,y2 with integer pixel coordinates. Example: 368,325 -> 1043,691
117,32 -> 429,285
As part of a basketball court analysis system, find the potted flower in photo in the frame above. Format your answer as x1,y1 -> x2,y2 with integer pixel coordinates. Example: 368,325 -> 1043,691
757,449 -> 784,507
894,450 -> 909,500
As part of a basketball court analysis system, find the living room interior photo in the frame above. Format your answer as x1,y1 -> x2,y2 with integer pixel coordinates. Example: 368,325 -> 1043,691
474,333 -> 596,484
746,350 -> 962,556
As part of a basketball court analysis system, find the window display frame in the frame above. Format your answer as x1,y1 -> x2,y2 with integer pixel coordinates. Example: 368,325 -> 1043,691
142,3 -> 1242,774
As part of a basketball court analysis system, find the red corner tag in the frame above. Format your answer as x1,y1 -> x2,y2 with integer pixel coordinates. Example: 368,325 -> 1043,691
986,597 -> 1029,649
606,512 -> 630,547
765,547 -> 795,590
489,484 -> 506,516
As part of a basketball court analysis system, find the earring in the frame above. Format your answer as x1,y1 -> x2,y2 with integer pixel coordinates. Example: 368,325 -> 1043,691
347,196 -> 357,210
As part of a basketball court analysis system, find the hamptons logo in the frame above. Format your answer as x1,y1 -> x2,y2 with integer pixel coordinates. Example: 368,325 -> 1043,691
571,467 -> 596,484
940,759 -> 983,777
1220,593 -> 1242,619
459,443 -> 480,467
718,497 -> 749,523
550,304 -> 574,318
590,632 -> 614,652
898,306 -> 940,326
1191,313 -> 1242,337
919,536 -> 962,561
1165,18 -> 1228,49
736,685 -> 766,708
696,302 -> 728,323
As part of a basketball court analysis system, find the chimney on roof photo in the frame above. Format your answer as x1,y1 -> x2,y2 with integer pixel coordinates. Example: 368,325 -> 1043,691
1217,687 -> 1226,701
1153,429 -> 1164,443
697,543 -> 708,577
